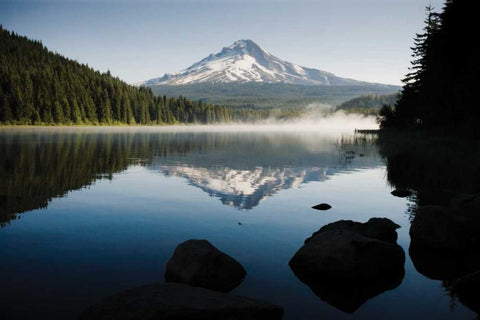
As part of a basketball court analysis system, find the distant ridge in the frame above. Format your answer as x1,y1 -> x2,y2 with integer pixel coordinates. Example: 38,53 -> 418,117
139,40 -> 392,87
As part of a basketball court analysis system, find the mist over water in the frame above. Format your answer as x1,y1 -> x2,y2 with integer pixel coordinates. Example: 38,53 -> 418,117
191,113 -> 377,133
0,109 -> 378,135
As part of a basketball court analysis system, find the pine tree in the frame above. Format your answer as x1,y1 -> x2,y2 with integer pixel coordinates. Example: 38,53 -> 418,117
393,5 -> 440,127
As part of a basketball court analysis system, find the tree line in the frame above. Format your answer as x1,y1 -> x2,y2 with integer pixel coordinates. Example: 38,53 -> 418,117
335,93 -> 399,116
0,26 -> 270,125
378,0 -> 479,130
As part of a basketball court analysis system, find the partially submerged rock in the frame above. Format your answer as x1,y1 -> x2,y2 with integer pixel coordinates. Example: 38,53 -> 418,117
165,239 -> 246,292
78,282 -> 284,320
289,218 -> 405,313
311,203 -> 332,211
409,205 -> 480,280
409,205 -> 477,252
450,193 -> 480,229
305,218 -> 401,244
391,189 -> 412,198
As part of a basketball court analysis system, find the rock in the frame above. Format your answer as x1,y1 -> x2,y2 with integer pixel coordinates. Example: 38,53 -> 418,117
391,189 -> 412,198
165,239 -> 246,292
410,206 -> 479,251
78,282 -> 284,320
291,229 -> 405,283
453,270 -> 480,314
450,193 -> 480,229
409,205 -> 480,279
305,218 -> 401,244
289,219 -> 405,313
408,245 -> 475,280
311,203 -> 332,211
449,193 -> 477,210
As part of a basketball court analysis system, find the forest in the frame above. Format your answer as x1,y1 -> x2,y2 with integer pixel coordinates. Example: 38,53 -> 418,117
335,93 -> 398,115
378,0 -> 478,131
0,26 -> 271,125
151,82 -> 400,110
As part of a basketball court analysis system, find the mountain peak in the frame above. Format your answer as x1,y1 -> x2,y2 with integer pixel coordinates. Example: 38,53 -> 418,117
140,40 -> 368,86
231,39 -> 255,47
229,39 -> 261,50
218,39 -> 267,58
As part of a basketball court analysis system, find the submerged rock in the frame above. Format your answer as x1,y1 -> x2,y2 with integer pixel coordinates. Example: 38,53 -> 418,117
391,189 -> 412,198
78,282 -> 284,320
165,239 -> 246,292
311,203 -> 332,211
289,218 -> 405,313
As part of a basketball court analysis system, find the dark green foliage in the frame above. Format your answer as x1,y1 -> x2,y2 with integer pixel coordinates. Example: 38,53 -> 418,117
380,0 -> 479,131
0,27 -> 269,125
376,105 -> 396,127
336,94 -> 399,115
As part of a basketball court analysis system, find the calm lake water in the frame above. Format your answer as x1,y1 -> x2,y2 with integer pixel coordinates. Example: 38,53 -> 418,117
0,127 -> 476,319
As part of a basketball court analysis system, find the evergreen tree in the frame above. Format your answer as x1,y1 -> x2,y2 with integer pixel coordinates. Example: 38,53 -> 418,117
380,0 -> 480,131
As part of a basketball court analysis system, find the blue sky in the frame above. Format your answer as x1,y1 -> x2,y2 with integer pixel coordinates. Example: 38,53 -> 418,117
1,0 -> 445,85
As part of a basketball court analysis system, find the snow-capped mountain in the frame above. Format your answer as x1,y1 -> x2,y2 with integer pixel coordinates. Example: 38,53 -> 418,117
139,40 -> 371,86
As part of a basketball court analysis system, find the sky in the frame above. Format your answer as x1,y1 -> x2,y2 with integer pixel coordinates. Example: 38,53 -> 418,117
0,0 -> 446,86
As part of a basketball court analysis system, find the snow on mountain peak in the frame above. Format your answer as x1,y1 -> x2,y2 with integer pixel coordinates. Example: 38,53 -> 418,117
140,40 -> 364,86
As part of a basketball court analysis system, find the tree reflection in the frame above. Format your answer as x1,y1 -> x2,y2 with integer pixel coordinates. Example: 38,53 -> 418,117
378,130 -> 480,316
0,129 -> 382,226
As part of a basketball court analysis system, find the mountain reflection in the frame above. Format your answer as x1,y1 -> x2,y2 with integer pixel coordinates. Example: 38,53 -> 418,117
149,132 -> 381,209
0,128 -> 381,225
154,165 -> 331,209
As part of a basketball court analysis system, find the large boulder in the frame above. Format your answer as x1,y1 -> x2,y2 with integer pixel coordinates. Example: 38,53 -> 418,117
409,205 -> 480,280
305,217 -> 401,244
165,239 -> 246,292
77,282 -> 284,320
450,193 -> 480,229
410,205 -> 479,251
289,218 -> 405,313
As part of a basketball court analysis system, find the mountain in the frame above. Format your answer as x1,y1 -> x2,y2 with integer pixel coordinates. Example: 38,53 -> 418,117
140,40 -> 386,87
0,27 -> 267,125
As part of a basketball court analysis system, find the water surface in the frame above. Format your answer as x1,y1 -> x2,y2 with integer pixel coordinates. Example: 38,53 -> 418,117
0,127 -> 475,319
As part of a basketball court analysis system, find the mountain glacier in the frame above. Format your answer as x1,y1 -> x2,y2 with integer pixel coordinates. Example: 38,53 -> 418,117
140,40 -> 374,86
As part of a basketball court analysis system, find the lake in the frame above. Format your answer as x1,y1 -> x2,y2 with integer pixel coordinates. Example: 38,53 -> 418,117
0,126 -> 477,319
